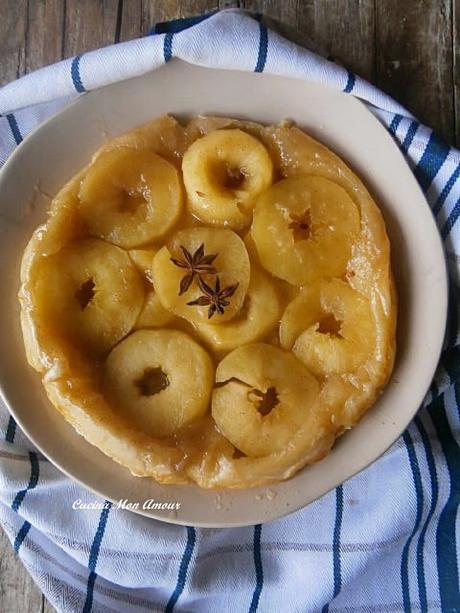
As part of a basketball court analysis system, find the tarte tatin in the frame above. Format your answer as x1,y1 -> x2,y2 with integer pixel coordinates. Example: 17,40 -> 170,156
19,115 -> 396,488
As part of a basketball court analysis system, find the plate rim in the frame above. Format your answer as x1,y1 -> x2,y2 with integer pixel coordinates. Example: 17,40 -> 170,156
0,59 -> 449,527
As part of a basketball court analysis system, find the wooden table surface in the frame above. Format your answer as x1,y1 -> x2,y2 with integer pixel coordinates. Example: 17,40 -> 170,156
0,1 -> 458,611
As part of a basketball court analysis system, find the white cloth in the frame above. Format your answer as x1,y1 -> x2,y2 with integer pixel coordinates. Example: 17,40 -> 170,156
1,9 -> 459,613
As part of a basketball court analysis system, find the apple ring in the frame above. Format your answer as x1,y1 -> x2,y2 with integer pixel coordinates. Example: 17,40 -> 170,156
182,128 -> 273,229
79,147 -> 183,248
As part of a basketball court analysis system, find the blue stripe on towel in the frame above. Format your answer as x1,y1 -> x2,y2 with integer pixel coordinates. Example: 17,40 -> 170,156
249,524 -> 263,613
71,55 -> 86,93
83,572 -> 97,613
441,196 -> 460,239
6,113 -> 23,144
414,132 -> 450,193
332,485 -> 344,597
14,520 -> 31,553
11,452 -> 40,553
11,451 -> 39,513
400,120 -> 419,154
165,526 -> 196,613
405,126 -> 455,233
427,394 -> 460,611
163,32 -> 174,62
389,113 -> 403,136
343,71 -> 356,93
5,415 -> 17,443
322,485 -> 344,612
400,430 -> 424,612
82,502 -> 112,613
432,162 -> 460,216
413,414 -> 438,613
254,22 -> 268,73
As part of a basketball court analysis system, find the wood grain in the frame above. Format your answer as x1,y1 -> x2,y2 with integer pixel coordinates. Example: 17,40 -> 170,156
120,0 -> 219,40
0,529 -> 42,613
376,0 -> 454,143
454,0 -> 460,145
0,1 -> 458,611
25,0 -> 65,72
0,0 -> 27,84
241,1 -> 312,50
297,0 -> 375,81
62,0 -> 120,58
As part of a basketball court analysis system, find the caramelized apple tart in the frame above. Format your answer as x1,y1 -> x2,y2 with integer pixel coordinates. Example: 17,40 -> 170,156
19,115 -> 396,488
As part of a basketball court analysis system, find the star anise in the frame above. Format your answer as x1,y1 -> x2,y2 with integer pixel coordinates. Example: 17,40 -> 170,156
170,243 -> 218,295
187,276 -> 239,319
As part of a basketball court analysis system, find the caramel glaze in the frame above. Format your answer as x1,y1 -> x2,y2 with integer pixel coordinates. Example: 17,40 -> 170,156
19,114 -> 396,488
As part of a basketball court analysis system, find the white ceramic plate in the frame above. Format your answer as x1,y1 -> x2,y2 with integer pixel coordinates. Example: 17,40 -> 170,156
0,60 -> 447,527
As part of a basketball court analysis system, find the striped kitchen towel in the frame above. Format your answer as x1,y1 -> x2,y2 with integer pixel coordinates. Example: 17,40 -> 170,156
1,9 -> 459,613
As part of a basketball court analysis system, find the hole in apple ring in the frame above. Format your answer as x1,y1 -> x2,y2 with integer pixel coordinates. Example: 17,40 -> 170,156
74,278 -> 96,311
247,386 -> 279,416
135,367 -> 169,397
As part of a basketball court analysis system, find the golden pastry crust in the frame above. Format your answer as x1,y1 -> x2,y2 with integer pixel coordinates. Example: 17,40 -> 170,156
19,114 -> 396,488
